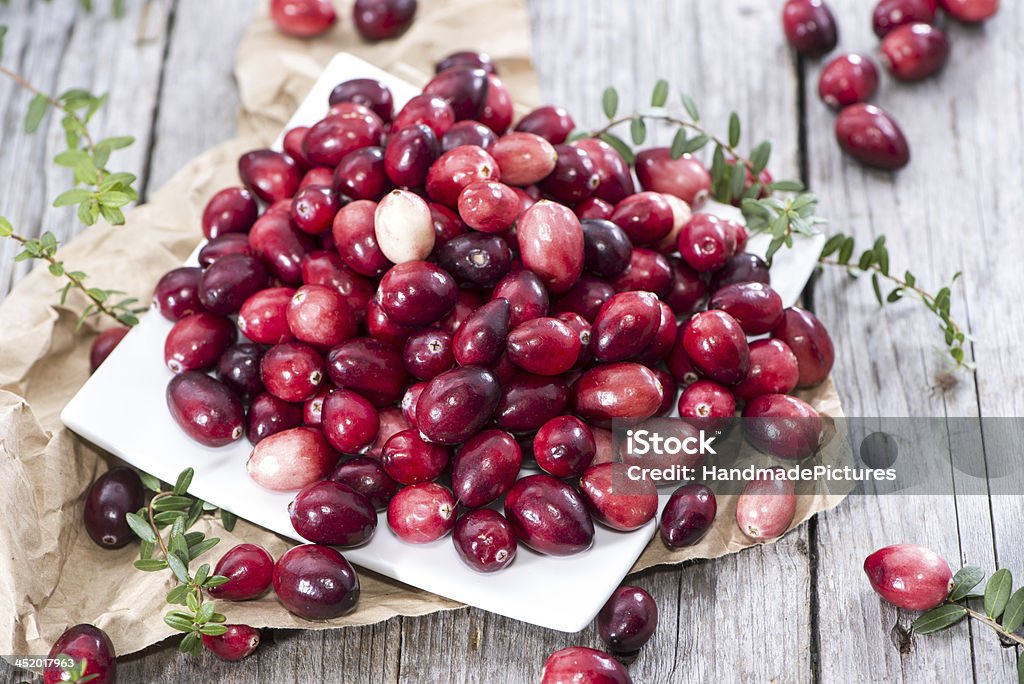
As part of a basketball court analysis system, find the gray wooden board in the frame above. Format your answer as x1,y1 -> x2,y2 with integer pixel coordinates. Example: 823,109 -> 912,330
1,0 -> 1022,681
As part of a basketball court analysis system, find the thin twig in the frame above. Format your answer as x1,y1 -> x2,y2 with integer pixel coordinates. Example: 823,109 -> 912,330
962,606 -> 1024,648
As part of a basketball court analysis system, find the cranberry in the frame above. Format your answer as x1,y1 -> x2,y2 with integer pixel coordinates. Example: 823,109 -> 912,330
573,363 -> 664,427
572,138 -> 633,203
542,647 -> 631,684
301,166 -> 335,189
736,469 -> 796,541
530,415 -> 594,478
710,282 -> 784,335
635,148 -> 710,206
247,426 -> 339,490
819,54 -> 879,108
677,380 -> 735,434
392,94 -> 455,139
238,149 -> 300,203
782,0 -> 838,57
270,0 -> 336,36
446,299 -> 506,367
377,261 -> 457,326
333,146 -> 389,201
303,116 -> 381,168
216,343 -> 264,398
248,210 -> 315,285
666,333 -> 701,387
428,201 -> 467,246
329,78 -> 394,122
387,482 -> 457,543
435,232 -> 512,289
734,339 -> 800,400
514,106 -> 575,144
504,474 -> 594,556
364,407 -> 411,459
167,373 -> 243,446
458,180 -> 520,232
772,307 -> 835,387
238,287 -> 295,344
517,200 -> 585,295
743,394 -> 824,460
709,253 -> 770,291
318,388 -> 378,454
261,341 -> 323,402
881,23 -> 949,81
575,197 -> 614,221
873,0 -> 938,36
636,302 -> 677,363
378,429 -> 448,484
423,67 -> 488,120
373,190 -> 435,265
453,509 -> 517,573
650,369 -> 678,416
864,544 -> 954,610
164,311 -> 236,374
83,467 -> 143,549
198,254 -> 268,315
492,268 -> 550,326
495,373 -> 569,432
939,0 -> 998,22
209,543 -> 274,601
287,286 -> 358,351
303,387 -> 328,427
202,187 -> 258,239
682,310 -> 750,384
328,456 -> 399,509
660,483 -> 718,548
273,544 -> 359,619
290,185 -> 339,235
490,131 -> 558,186
611,247 -> 673,295
835,104 -> 910,170
579,462 -> 658,531
598,586 -> 658,657
551,276 -> 613,322
284,127 -> 312,169
202,624 -> 260,661
479,74 -> 513,133
383,123 -> 439,188
451,429 -> 522,508
538,144 -> 599,204
300,251 -> 374,321
678,213 -> 735,272
353,0 -> 416,39
89,326 -> 129,372
247,392 -> 303,444
504,317 -> 579,376
289,480 -> 377,546
426,144 -> 500,207
397,330 -> 452,381
333,200 -> 391,277
365,299 -> 416,348
416,366 -> 501,444
442,120 -> 497,152
609,191 -> 673,246
591,291 -> 661,363
436,50 -> 496,74
44,624 -> 115,684
199,233 -> 252,267
579,218 -> 632,278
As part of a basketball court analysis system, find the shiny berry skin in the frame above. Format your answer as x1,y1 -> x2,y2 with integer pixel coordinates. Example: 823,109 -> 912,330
663,257 -> 708,317
153,267 -> 204,321
442,119 -> 498,152
579,462 -> 658,531
709,253 -> 770,291
492,268 -> 550,327
330,78 -> 394,121
451,429 -> 522,508
435,232 -> 513,289
452,298 -> 510,366
423,66 -> 489,121
300,251 -> 374,321
736,469 -> 796,541
710,281 -> 784,335
610,191 -> 674,245
377,261 -> 458,326
271,0 -> 336,36
453,509 -> 517,573
541,647 -> 632,684
677,380 -> 736,434
289,184 -> 338,235
772,307 -> 835,388
289,480 -> 377,546
198,254 -> 269,315
495,373 -> 570,432
238,149 -> 300,203
782,0 -> 839,57
458,180 -> 520,232
384,123 -> 440,188
598,586 -> 659,657
261,341 -> 324,402
167,372 -> 244,446
321,388 -> 380,454
328,456 -> 399,509
392,94 -> 455,139
247,392 -> 303,444
635,148 -> 711,206
819,54 -> 880,108
248,213 -> 316,287
581,218 -> 632,278
332,200 -> 391,277
203,187 -> 258,239
334,146 -> 389,201
238,287 -> 294,345
734,339 -> 800,400
247,426 -> 340,490
573,137 -> 635,203
551,276 -> 612,323
387,482 -> 457,543
209,543 -> 274,601
514,106 -> 575,144
538,144 -> 599,204
216,343 -> 264,398
505,317 -> 580,376
939,0 -> 998,21
533,415 -> 596,478
44,624 -> 115,684
199,233 -> 251,267
353,0 -> 417,40
374,190 -> 436,266
678,213 -> 736,273
426,144 -> 500,207
401,329 -> 454,380
660,483 -> 718,548
284,127 -> 312,169
504,474 -> 594,556
416,366 -> 501,444
303,115 -> 382,169
273,544 -> 360,620
89,327 -> 129,372
863,544 -> 954,610
636,302 -> 677,363
743,393 -> 824,460
591,291 -> 661,363
381,428 -> 450,484
873,0 -> 939,36
835,104 -> 910,170
364,407 -> 411,459
164,311 -> 236,374
573,363 -> 664,428
880,23 -> 949,81
83,467 -> 144,549
202,624 -> 260,661
490,131 -> 557,185
436,50 -> 496,74
682,310 -> 750,384
516,200 -> 585,295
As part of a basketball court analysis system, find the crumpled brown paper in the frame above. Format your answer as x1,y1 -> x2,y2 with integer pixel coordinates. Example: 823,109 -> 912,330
0,0 -> 845,661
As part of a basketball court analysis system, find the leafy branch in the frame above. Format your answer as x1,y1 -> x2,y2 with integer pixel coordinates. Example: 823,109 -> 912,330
126,468 -> 239,656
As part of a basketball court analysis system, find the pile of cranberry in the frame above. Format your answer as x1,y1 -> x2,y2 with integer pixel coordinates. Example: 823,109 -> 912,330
782,0 -> 1000,170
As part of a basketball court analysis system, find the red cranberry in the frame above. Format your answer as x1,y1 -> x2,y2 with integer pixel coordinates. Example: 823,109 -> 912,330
435,232 -> 513,289
538,144 -> 599,204
635,148 -> 711,206
426,144 -> 500,207
819,54 -> 879,108
650,369 -> 678,416
44,624 -> 115,684
458,180 -> 520,232
492,268 -> 550,327
678,213 -> 736,272
247,392 -> 303,444
598,586 -> 659,657
364,407 -> 411,459
384,123 -> 439,188
198,254 -> 268,315
332,200 -> 390,277
216,343 -> 264,397
551,276 -> 613,323
273,544 -> 359,619
238,287 -> 295,345
835,104 -> 910,170
261,341 -> 323,402
517,200 -> 585,295
579,462 -> 658,531
321,388 -> 380,454
504,474 -> 594,556
329,78 -> 394,122
377,261 -> 457,326
575,197 -> 614,221
380,429 -> 450,484
289,480 -> 377,546
300,250 -> 374,321
300,166 -> 334,189
328,456 -> 399,509
399,329 -> 452,380
238,149 -> 300,203
880,23 -> 949,81
505,317 -> 580,376
392,94 -> 455,139
167,373 -> 243,446
736,468 -> 796,541
709,253 -> 770,291
417,366 -> 501,444
710,282 -> 784,334
636,302 -> 677,363
532,415 -> 596,477
291,185 -> 340,235
490,132 -> 557,185
864,544 -> 954,610
451,298 -> 510,367
873,0 -> 938,36
743,393 -> 824,460
734,339 -> 800,400
660,483 -> 718,548
153,267 -> 204,321
939,0 -> 998,22
436,50 -> 496,74
202,187 -> 258,239
366,299 -> 417,348
556,310 -> 593,367
610,191 -> 673,245
682,310 -> 750,384
662,257 -> 706,318
514,106 -> 575,144
284,127 -> 312,169
572,138 -> 634,203
495,373 -> 569,432
573,363 -> 664,428
248,210 -> 316,285
401,382 -> 426,427
541,647 -> 631,684
83,467 -> 143,549
199,233 -> 251,267
209,543 -> 274,601
677,380 -> 735,434
451,429 -> 522,508
303,115 -> 382,168
303,387 -> 328,427
270,0 -> 336,36
287,285 -> 356,349
772,307 -> 835,388
247,426 -> 339,490
453,509 -> 517,573
782,0 -> 838,57
479,74 -> 513,134
164,311 -> 235,374
442,120 -> 498,152
428,201 -> 467,246
610,247 -> 673,296
89,326 -> 129,372
591,291 -> 661,363
423,67 -> 489,121
202,624 -> 260,661
666,333 -> 701,387
333,146 -> 389,201
387,482 -> 457,543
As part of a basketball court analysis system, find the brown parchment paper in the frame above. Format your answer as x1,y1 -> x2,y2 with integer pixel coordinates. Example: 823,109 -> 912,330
0,0 -> 845,661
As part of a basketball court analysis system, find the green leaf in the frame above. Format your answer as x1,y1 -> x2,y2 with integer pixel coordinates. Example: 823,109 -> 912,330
199,624 -> 228,637
166,552 -> 190,584
949,566 -> 986,601
203,575 -> 231,589
912,604 -> 967,634
857,249 -> 875,271
185,591 -> 200,614
650,79 -> 669,107
166,584 -> 190,606
48,262 -> 64,277
710,146 -> 726,186
601,87 -> 618,119
871,273 -> 883,306
133,559 -> 168,572
180,630 -> 202,656
767,180 -> 805,192
629,116 -> 646,145
153,510 -> 186,525
185,498 -> 204,529
188,537 -> 219,561
125,512 -> 156,542
597,133 -> 634,165
750,141 -> 771,175
196,601 -> 216,625
25,93 -> 50,134
98,204 -> 125,225
98,135 -> 133,150
173,468 -> 194,496
0,26 -> 7,61
139,471 -> 162,492
729,163 -> 746,201
669,128 -> 688,159
99,190 -> 133,208
1001,587 -> 1024,633
682,134 -> 709,154
837,237 -> 855,266
984,568 -> 1013,619
164,614 -> 195,633
904,271 -> 916,288
53,188 -> 93,208
820,234 -> 845,258
193,563 -> 210,586
152,495 -> 194,512
139,539 -> 153,561
680,93 -> 700,121
886,288 -> 903,303
220,509 -> 238,532
0,216 -> 12,238
728,112 -> 741,147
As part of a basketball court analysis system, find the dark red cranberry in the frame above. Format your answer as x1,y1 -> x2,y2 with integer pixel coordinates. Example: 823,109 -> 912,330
939,0 -> 998,22
273,544 -> 359,619
556,311 -> 593,367
364,407 -> 410,459
504,474 -> 594,556
573,363 -> 664,428
164,311 -> 236,374
517,200 -> 585,295
331,146 -> 389,201
538,144 -> 599,204
238,287 -> 295,345
423,66 -> 489,121
533,415 -> 595,478
710,282 -> 784,334
238,149 -> 300,203
591,291 -> 661,362
428,201 -> 467,247
291,185 -> 340,235
782,0 -> 838,57
880,23 -> 949,81
391,94 -> 455,139
610,191 -> 673,245
287,284 -> 357,348
710,253 -> 770,291
452,298 -> 510,366
598,586 -> 659,657
247,391 -> 303,444
381,428 -> 450,484
514,106 -> 575,144
441,120 -> 497,152
300,166 -> 334,189
635,148 -> 711,206
417,366 -> 501,444
451,429 -> 522,508
506,317 -> 580,376
365,299 -> 416,348
580,462 -> 658,532
198,254 -> 268,315
458,180 -> 520,232
261,341 -> 324,402
541,647 -> 631,684
573,137 -> 635,203
387,482 -> 457,543
426,144 -> 500,207
678,380 -> 736,434
202,187 -> 258,239
551,276 -> 614,322
667,333 -> 701,387
453,509 -> 517,573
435,232 -> 512,289
401,382 -> 426,427
742,393 -> 824,460
383,123 -> 438,188
332,200 -> 391,277
835,104 -> 910,170
863,544 -> 954,611
300,250 -> 374,322
199,233 -> 251,267
167,372 -> 244,446
326,337 -> 407,407
660,483 -> 717,547
873,0 -> 938,36
209,543 -> 274,600
772,307 -> 835,388
636,302 -> 677,363
819,54 -> 880,108
494,373 -> 570,432
492,268 -> 550,327
329,78 -> 394,121
609,247 -> 673,296
303,387 -> 328,427
321,388 -> 380,454
581,218 -> 633,278
328,456 -> 399,509
83,467 -> 143,549
682,310 -> 750,384
353,0 -> 417,41
202,624 -> 260,661
284,127 -> 312,169
216,343 -> 264,397
248,210 -> 316,285
289,480 -> 377,546
89,326 -> 129,372
490,131 -> 557,185
436,50 -> 496,74
663,257 -> 708,317
678,213 -> 736,272
400,329 -> 453,381
575,196 -> 615,220
734,339 -> 800,400
44,624 -> 115,684
153,266 -> 204,321
303,115 -> 382,168
377,261 -> 457,326
479,74 -> 513,133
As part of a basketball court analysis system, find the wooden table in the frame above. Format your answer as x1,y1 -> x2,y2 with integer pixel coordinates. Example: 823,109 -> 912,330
2,0 -> 1022,681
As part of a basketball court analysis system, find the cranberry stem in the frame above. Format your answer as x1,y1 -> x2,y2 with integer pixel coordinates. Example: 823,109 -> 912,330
960,605 -> 1024,647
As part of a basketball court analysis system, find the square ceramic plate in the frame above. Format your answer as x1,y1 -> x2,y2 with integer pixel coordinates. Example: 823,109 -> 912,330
61,53 -> 824,632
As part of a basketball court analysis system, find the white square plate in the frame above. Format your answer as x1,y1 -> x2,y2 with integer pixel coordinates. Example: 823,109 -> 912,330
61,53 -> 824,632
